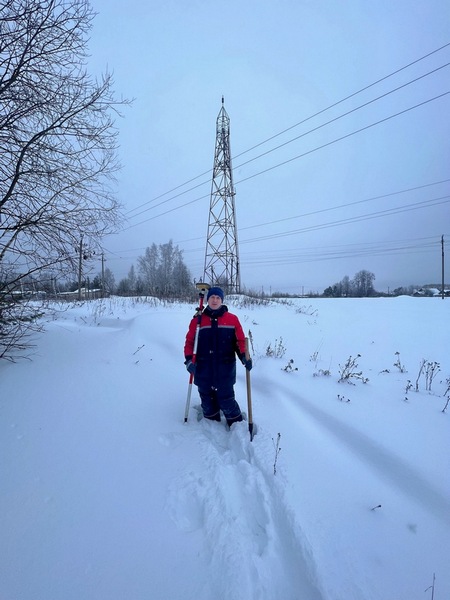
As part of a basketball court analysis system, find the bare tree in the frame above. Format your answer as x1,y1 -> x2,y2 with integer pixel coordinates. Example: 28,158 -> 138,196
352,270 -> 376,297
341,275 -> 351,297
126,265 -> 136,295
136,240 -> 192,297
172,255 -> 191,296
323,270 -> 376,298
137,244 -> 159,294
157,240 -> 176,295
0,0 -> 129,358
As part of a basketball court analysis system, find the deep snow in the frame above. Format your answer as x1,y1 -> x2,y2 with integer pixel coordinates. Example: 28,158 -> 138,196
1,295 -> 449,600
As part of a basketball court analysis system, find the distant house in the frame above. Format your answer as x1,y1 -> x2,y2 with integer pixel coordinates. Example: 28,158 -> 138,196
413,287 -> 450,297
58,288 -> 105,300
7,290 -> 47,300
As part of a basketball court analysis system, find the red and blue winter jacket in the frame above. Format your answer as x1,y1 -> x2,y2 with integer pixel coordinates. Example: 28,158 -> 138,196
184,305 -> 246,391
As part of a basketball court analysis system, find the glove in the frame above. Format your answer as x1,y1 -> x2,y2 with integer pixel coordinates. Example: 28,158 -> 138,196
185,359 -> 196,375
240,355 -> 253,371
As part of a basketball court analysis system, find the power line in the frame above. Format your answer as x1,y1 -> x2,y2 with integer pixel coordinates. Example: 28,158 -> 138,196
124,76 -> 450,227
182,234 -> 448,277
123,42 -> 450,221
232,42 -> 450,160
233,91 -> 450,189
107,192 -> 450,266
121,86 -> 450,232
172,178 -> 450,245
231,62 -> 450,175
239,179 -> 450,233
242,237 -> 441,267
240,195 -> 450,245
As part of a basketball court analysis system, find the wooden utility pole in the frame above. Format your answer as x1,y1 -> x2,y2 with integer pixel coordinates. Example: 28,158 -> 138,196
101,252 -> 105,298
78,235 -> 83,301
441,235 -> 445,300
425,572 -> 436,600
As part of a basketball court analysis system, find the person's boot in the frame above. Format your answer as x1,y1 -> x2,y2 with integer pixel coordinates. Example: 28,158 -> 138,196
226,413 -> 243,428
204,411 -> 221,422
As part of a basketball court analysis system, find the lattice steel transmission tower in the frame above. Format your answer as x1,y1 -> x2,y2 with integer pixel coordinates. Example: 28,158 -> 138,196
203,97 -> 241,294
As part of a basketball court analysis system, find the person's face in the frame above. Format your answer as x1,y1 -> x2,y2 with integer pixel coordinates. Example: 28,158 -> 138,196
207,294 -> 222,310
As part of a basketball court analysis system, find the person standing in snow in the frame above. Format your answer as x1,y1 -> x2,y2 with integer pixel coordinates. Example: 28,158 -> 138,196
184,286 -> 252,427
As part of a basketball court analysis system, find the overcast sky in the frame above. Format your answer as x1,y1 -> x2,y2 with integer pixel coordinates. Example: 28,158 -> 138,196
87,0 -> 450,294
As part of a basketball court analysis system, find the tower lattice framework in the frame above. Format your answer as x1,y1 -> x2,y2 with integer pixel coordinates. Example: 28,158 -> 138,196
203,98 -> 241,294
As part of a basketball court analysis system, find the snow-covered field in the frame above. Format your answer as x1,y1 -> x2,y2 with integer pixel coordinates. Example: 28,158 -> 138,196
1,295 -> 449,600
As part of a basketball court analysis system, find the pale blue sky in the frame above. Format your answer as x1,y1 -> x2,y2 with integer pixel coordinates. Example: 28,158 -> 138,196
87,0 -> 450,293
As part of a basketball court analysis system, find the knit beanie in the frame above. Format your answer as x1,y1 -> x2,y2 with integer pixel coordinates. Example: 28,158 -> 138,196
207,286 -> 224,301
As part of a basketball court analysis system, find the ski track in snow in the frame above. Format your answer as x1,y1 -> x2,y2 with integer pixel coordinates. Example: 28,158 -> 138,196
259,375 -> 450,528
164,414 -> 325,600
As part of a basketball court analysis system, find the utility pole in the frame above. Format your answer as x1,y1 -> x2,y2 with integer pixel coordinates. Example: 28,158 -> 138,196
203,97 -> 241,294
425,572 -> 436,600
101,252 -> 105,298
77,236 -> 95,300
78,235 -> 83,301
441,235 -> 445,300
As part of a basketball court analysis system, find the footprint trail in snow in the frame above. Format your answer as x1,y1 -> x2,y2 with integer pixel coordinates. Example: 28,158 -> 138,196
165,415 -> 325,600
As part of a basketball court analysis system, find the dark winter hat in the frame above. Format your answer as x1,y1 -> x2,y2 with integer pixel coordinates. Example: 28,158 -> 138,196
207,286 -> 224,301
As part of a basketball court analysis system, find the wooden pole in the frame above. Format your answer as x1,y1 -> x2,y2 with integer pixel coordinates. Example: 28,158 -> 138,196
245,337 -> 254,441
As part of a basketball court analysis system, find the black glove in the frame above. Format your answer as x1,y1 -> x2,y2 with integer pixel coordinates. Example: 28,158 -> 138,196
185,359 -> 196,375
240,355 -> 253,371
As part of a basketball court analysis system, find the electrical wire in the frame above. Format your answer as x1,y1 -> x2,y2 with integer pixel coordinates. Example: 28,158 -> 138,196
231,42 -> 450,160
104,44 -> 450,280
123,43 -> 450,222
124,77 -> 450,226
242,237 -> 441,267
232,62 -> 450,174
239,195 -> 450,245
169,178 -> 450,261
233,91 -> 450,189
120,85 -> 450,232
196,179 -> 450,238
